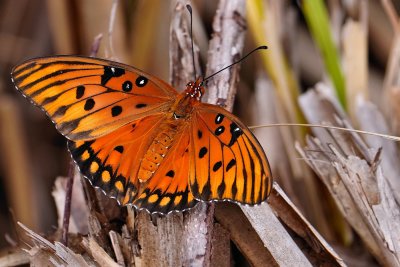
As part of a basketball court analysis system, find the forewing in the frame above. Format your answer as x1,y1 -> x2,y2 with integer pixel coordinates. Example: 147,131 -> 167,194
12,56 -> 177,140
189,104 -> 272,205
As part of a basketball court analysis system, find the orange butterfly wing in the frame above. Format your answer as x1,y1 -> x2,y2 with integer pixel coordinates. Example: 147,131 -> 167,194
12,56 -> 272,214
68,115 -> 164,202
11,56 -> 177,140
68,115 -> 197,214
131,125 -> 197,213
189,103 -> 272,205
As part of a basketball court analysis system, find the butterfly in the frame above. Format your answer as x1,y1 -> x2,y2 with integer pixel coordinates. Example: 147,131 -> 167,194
11,55 -> 272,214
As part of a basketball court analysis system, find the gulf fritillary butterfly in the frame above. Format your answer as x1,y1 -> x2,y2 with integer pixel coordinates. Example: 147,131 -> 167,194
11,55 -> 272,214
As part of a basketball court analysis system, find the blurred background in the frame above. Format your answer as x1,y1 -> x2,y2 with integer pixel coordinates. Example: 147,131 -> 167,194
0,0 -> 399,263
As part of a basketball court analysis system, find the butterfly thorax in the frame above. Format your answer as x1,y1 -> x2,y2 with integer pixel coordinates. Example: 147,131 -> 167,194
170,79 -> 204,119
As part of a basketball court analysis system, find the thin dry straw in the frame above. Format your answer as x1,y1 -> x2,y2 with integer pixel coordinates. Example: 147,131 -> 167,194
249,123 -> 400,142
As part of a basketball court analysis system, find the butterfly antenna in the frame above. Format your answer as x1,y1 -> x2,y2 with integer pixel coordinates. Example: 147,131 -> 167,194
202,45 -> 268,83
186,4 -> 197,81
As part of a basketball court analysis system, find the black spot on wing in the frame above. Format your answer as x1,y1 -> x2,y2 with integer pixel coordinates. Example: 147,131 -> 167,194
215,126 -> 225,136
135,76 -> 148,87
114,146 -> 124,153
215,114 -> 224,124
42,94 -> 60,105
226,159 -> 236,172
200,180 -> 211,200
166,170 -> 175,178
199,147 -> 208,158
53,105 -> 68,117
58,119 -> 81,136
228,122 -> 243,146
101,66 -> 125,85
76,85 -> 85,99
190,179 -> 200,196
84,98 -> 95,111
213,161 -> 222,172
136,103 -> 147,109
231,181 -> 238,199
217,181 -> 226,198
111,105 -> 123,117
122,80 -> 132,92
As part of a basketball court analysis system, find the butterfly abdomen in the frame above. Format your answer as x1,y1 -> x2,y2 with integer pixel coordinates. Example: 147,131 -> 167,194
137,120 -> 180,182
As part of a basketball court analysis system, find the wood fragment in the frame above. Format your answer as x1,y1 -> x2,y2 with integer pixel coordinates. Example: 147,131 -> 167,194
210,223 -> 231,267
109,230 -> 125,267
297,85 -> 400,266
18,222 -> 91,267
204,0 -> 246,109
169,1 -> 201,90
241,203 -> 313,267
215,203 -> 277,266
82,237 -> 120,267
268,184 -> 347,267
356,98 -> 400,203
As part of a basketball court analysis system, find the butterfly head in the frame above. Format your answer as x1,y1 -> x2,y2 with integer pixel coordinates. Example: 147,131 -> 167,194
185,78 -> 205,101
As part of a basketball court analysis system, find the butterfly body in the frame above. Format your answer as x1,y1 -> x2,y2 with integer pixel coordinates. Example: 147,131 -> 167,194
12,56 -> 272,214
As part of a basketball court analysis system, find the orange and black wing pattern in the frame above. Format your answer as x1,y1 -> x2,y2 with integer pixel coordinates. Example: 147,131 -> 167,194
131,125 -> 197,213
11,56 -> 177,140
12,55 -> 272,214
68,115 -> 197,214
189,104 -> 272,205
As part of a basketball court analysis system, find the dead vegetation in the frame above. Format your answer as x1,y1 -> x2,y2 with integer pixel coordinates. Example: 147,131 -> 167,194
0,0 -> 400,266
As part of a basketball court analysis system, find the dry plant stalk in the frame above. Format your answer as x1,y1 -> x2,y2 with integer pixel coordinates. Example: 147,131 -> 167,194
297,84 -> 400,266
381,0 -> 400,136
